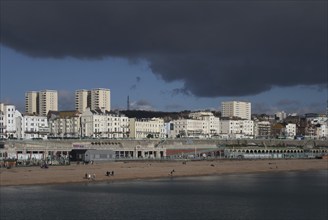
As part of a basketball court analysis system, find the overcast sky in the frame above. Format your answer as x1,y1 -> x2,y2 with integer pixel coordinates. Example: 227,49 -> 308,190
0,0 -> 327,114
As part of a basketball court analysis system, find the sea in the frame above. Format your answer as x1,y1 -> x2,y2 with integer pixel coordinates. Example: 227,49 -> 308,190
0,170 -> 327,220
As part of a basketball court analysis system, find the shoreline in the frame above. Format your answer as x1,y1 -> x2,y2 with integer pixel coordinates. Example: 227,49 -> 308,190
0,159 -> 327,187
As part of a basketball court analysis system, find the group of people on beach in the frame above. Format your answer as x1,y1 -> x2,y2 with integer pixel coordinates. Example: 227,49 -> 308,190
83,170 -> 114,181
170,169 -> 175,176
85,173 -> 96,180
77,160 -> 94,165
106,171 -> 114,176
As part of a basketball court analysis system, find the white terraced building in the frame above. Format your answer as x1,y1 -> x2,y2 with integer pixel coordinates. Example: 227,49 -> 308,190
0,103 -> 48,140
169,112 -> 220,138
220,119 -> 254,138
129,118 -> 165,139
48,111 -> 81,138
189,112 -> 220,136
0,103 -> 19,139
80,108 -> 129,138
16,114 -> 49,140
171,119 -> 204,138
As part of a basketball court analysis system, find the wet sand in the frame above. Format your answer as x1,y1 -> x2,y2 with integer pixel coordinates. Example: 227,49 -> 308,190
0,159 -> 327,186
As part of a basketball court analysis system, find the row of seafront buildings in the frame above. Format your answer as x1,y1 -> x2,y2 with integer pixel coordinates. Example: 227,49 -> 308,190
0,104 -> 220,140
1,102 -> 327,141
1,88 -> 328,140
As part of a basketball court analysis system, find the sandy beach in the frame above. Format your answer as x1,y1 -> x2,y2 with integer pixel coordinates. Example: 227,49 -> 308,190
0,159 -> 327,186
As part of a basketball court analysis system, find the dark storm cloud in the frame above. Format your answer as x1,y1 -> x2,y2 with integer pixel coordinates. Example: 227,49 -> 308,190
171,88 -> 191,96
1,1 -> 327,97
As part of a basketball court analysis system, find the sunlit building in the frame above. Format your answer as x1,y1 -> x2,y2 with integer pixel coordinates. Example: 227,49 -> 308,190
25,91 -> 39,115
220,119 -> 254,138
221,101 -> 251,120
25,90 -> 58,116
129,118 -> 165,139
75,88 -> 111,112
0,103 -> 19,139
80,108 -> 128,138
75,89 -> 89,113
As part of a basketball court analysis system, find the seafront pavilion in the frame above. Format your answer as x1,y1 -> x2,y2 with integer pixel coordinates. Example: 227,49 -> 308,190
0,138 -> 327,164
0,139 -> 166,163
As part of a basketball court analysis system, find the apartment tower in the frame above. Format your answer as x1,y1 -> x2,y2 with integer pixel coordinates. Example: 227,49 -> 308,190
38,90 -> 58,116
25,91 -> 39,114
90,88 -> 110,112
221,101 -> 251,120
75,88 -> 111,112
75,89 -> 90,113
25,90 -> 58,116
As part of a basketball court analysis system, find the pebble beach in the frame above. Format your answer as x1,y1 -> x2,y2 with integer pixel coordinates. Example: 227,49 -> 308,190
1,159 -> 327,186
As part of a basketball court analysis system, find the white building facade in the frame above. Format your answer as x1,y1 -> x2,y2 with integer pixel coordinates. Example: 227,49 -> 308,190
17,114 -> 49,140
220,119 -> 254,139
285,123 -> 296,138
48,111 -> 81,138
80,108 -> 129,138
129,118 -> 165,139
316,124 -> 327,139
0,103 -> 18,139
189,112 -> 220,136
170,112 -> 220,138
275,111 -> 287,121
309,117 -> 328,139
171,119 -> 204,138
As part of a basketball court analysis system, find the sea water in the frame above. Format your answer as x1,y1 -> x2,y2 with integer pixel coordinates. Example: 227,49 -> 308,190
1,170 -> 327,220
